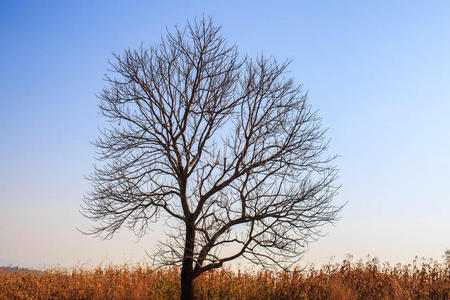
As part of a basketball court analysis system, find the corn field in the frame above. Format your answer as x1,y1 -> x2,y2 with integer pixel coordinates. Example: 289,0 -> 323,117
0,258 -> 448,299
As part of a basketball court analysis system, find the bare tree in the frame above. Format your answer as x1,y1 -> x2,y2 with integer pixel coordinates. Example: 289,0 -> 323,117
82,17 -> 341,300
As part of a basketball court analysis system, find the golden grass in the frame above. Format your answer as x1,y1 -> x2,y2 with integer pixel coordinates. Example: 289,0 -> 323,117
0,258 -> 448,299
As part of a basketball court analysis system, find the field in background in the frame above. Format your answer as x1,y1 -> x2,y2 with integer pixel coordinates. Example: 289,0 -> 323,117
0,258 -> 448,299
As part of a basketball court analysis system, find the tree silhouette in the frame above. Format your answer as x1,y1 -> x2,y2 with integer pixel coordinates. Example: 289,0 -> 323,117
82,17 -> 341,300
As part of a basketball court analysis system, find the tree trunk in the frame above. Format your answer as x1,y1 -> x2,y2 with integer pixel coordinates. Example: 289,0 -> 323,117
180,267 -> 194,300
180,222 -> 195,300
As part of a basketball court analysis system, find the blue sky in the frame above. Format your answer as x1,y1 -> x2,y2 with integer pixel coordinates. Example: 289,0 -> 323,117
1,1 -> 449,269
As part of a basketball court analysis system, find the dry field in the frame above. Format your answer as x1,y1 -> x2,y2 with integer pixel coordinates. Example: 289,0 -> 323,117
0,258 -> 448,299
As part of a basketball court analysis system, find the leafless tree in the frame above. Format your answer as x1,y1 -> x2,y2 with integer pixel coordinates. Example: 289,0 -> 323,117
82,17 -> 341,300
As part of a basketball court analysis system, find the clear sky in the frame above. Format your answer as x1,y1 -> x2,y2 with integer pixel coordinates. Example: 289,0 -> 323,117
1,1 -> 449,269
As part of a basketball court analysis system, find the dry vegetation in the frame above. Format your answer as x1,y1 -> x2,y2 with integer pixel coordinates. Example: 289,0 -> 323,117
1,258 -> 448,299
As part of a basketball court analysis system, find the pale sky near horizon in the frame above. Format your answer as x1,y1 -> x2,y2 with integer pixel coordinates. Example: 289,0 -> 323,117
1,1 -> 449,270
